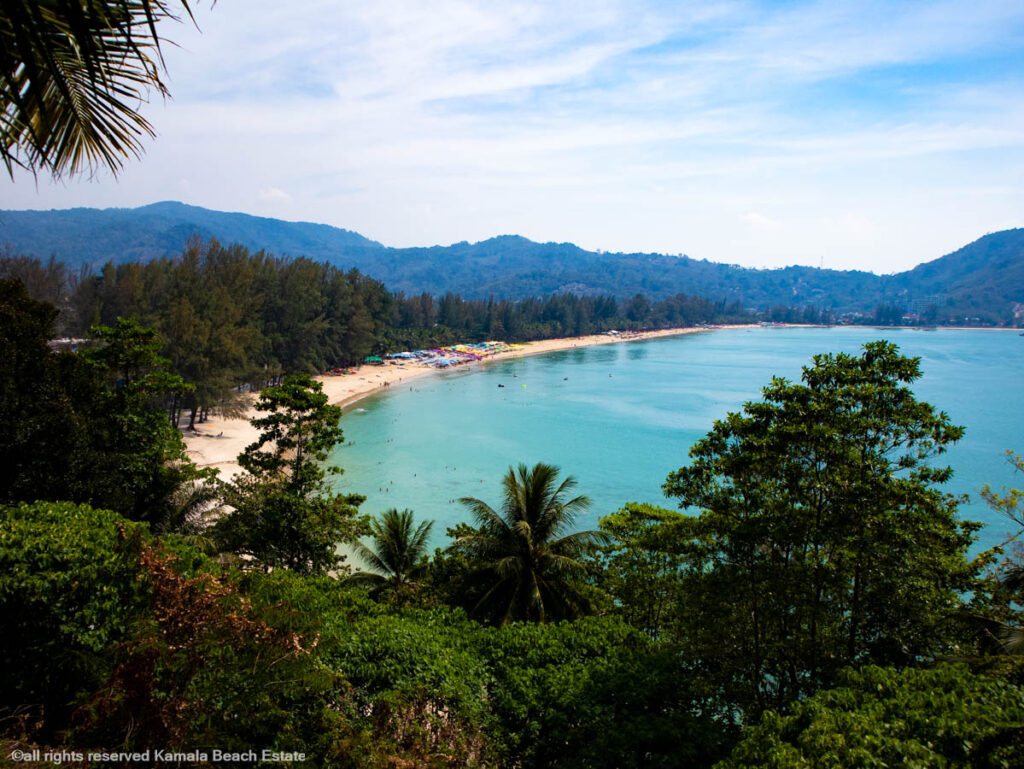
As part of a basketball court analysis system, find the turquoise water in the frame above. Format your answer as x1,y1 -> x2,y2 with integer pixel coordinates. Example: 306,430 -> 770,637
328,327 -> 1024,552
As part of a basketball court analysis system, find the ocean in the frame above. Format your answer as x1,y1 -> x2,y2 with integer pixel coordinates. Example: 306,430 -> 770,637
328,326 -> 1024,553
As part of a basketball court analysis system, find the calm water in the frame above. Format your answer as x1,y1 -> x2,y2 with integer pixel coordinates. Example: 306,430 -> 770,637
328,327 -> 1024,552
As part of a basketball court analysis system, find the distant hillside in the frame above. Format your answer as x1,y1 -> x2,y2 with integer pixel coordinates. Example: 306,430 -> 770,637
889,229 -> 1024,321
0,201 -> 384,266
1,202 -> 1021,322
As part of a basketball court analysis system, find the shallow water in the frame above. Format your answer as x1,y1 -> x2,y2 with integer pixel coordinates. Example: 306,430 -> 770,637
328,326 -> 1024,552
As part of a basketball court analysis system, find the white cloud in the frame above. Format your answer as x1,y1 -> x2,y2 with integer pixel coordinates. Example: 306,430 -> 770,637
2,0 -> 1023,274
258,186 -> 291,202
741,212 -> 782,230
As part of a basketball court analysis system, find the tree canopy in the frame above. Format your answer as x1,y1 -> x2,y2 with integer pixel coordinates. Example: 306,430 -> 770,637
663,341 -> 979,719
718,664 -> 1024,768
0,279 -> 200,528
214,373 -> 367,574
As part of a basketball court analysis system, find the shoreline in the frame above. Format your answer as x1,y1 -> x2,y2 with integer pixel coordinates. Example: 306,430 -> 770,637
179,322 -> 1018,480
181,325 -> 731,479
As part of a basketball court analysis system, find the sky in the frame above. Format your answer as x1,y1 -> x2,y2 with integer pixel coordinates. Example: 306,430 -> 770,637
2,0 -> 1023,274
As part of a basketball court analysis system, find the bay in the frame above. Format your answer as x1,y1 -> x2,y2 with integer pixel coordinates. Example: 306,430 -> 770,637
328,326 -> 1024,552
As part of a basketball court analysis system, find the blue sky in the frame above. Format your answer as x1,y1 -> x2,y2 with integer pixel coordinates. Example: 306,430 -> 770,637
2,0 -> 1023,273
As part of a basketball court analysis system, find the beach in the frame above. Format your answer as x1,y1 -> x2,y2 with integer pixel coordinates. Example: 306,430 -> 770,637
181,326 -> 720,480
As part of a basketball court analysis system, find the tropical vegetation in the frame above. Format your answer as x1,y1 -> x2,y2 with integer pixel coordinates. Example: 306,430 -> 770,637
451,462 -> 608,624
213,373 -> 367,575
3,279 -> 1024,766
5,9 -> 1023,765
348,508 -> 434,603
718,665 -> 1024,768
661,341 -> 979,719
1,1 -> 195,178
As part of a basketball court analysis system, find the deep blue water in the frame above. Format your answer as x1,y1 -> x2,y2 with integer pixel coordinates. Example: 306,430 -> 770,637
328,327 -> 1024,552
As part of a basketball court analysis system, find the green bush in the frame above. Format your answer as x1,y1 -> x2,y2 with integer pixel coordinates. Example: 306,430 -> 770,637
0,502 -> 152,737
478,616 -> 733,768
718,664 -> 1024,768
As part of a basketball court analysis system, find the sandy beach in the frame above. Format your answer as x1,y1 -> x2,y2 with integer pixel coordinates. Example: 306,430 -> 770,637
181,326 -> 726,479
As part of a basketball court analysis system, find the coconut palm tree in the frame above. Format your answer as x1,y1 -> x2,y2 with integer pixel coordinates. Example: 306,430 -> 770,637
453,462 -> 608,624
1,0 -> 196,178
348,508 -> 434,601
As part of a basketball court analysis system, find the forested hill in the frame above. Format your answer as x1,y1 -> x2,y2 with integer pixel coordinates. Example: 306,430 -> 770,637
2,202 -> 1022,322
888,229 -> 1024,318
0,201 -> 384,266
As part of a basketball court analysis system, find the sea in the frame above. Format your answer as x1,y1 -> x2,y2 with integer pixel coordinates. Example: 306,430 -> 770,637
328,326 -> 1024,553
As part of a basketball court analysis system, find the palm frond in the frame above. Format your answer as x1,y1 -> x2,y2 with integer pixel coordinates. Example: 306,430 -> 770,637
1002,562 -> 1024,594
458,461 -> 603,624
536,552 -> 591,580
1002,625 -> 1024,654
351,508 -> 434,592
550,528 -> 613,555
1,0 -> 196,178
350,537 -> 392,577
459,495 -> 509,536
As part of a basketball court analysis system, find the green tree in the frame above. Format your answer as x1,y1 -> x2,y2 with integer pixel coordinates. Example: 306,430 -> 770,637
0,501 -> 152,741
663,341 -> 979,719
422,522 -> 492,611
0,501 -> 373,762
592,503 -> 690,639
974,451 -> 1024,656
0,278 -> 84,503
348,508 -> 434,603
717,665 -> 1024,769
453,462 -> 608,624
981,451 -> 1024,548
0,281 -> 200,528
160,249 -> 255,429
320,605 -> 494,765
1,0 -> 196,178
479,617 -> 735,769
214,373 -> 367,574
81,316 -> 204,528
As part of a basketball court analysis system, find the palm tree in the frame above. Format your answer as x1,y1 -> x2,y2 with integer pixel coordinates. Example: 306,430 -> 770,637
454,462 -> 608,624
1,0 -> 196,178
999,561 -> 1024,654
348,508 -> 434,601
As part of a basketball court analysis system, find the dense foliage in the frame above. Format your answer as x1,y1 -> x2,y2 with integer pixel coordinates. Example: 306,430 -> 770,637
717,665 -> 1024,768
0,502 -> 727,767
591,503 -> 690,639
452,462 -> 608,624
347,508 -> 434,602
662,341 -> 980,719
4,280 -> 1024,767
0,502 -> 152,741
213,373 -> 367,574
0,280 -> 202,529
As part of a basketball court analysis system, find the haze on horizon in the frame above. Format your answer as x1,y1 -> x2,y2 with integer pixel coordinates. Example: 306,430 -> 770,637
1,0 -> 1023,275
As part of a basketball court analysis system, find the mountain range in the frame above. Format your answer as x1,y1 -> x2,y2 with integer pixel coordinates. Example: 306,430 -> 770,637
1,201 -> 1022,323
